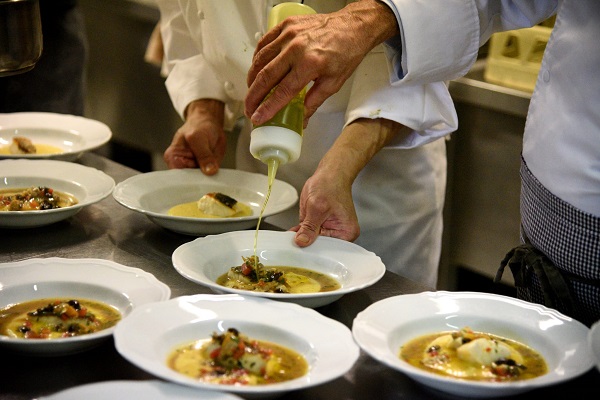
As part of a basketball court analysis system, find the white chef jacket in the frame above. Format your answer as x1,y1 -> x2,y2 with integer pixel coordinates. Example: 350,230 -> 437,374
381,0 -> 600,217
156,0 -> 458,288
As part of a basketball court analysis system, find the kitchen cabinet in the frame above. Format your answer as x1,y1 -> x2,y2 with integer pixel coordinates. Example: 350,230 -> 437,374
440,60 -> 531,290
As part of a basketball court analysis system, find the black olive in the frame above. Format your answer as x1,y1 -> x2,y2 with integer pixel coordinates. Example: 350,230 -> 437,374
68,300 -> 81,310
18,326 -> 31,334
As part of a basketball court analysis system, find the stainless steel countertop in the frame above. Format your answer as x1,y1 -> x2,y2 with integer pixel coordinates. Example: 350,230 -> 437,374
1,153 -> 597,400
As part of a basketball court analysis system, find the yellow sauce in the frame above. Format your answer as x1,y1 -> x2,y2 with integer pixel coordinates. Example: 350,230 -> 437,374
167,199 -> 252,218
0,298 -> 121,339
217,265 -> 341,293
167,332 -> 308,385
400,328 -> 548,382
0,143 -> 63,155
0,187 -> 78,211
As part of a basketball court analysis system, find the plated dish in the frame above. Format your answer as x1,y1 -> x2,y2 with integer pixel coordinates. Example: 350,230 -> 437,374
0,257 -> 171,356
589,319 -> 600,373
352,291 -> 594,398
112,168 -> 298,235
171,230 -> 386,308
39,380 -> 244,400
113,294 -> 359,398
0,159 -> 115,228
0,112 -> 112,161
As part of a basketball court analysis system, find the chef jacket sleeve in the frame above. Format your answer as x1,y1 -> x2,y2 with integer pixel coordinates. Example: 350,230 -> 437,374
345,47 -> 457,149
379,0 -> 557,84
156,0 -> 231,123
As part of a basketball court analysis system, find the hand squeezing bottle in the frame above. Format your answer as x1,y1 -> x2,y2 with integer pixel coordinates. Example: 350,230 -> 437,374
249,2 -> 317,180
250,3 -> 317,266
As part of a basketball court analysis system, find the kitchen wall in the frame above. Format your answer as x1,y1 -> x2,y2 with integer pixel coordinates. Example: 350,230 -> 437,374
81,0 -> 175,170
81,0 -> 238,171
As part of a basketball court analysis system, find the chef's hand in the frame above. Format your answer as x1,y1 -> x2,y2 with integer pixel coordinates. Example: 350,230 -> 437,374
290,117 -> 403,247
245,0 -> 399,128
290,160 -> 360,247
163,99 -> 227,175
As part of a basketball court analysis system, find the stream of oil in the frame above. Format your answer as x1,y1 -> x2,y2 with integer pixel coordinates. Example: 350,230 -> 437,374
253,158 -> 279,273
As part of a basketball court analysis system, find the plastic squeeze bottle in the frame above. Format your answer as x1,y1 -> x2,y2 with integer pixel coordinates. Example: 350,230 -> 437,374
249,2 -> 317,182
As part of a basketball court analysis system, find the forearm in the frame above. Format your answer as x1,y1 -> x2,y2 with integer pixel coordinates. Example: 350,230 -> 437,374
317,118 -> 404,185
347,0 -> 400,52
184,99 -> 225,125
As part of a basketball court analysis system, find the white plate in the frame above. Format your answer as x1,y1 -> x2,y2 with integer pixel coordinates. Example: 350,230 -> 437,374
171,230 -> 386,308
0,257 -> 171,356
0,112 -> 112,161
112,168 -> 298,235
39,380 -> 244,400
589,319 -> 600,373
113,294 -> 359,398
352,291 -> 594,398
0,159 -> 115,228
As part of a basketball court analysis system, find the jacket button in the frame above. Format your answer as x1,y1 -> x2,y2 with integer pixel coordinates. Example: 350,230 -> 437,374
542,69 -> 550,82
224,81 -> 234,91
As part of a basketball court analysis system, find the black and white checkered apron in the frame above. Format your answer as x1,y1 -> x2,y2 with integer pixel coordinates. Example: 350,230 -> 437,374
496,157 -> 600,327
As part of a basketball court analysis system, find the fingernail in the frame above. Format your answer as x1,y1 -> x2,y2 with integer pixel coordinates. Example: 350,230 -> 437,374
204,163 -> 216,174
251,111 -> 262,126
296,233 -> 309,244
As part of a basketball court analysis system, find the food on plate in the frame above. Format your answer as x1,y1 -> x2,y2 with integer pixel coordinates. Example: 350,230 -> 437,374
167,192 -> 252,218
197,192 -> 252,217
216,255 -> 341,294
0,186 -> 78,211
400,326 -> 548,382
10,136 -> 36,154
0,136 -> 63,155
168,327 -> 308,385
0,298 -> 122,339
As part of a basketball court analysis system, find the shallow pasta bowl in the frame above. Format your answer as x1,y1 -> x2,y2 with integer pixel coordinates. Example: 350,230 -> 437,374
0,112 -> 112,161
112,168 -> 298,235
40,380 -> 244,400
352,291 -> 594,398
589,319 -> 600,373
113,294 -> 359,398
171,230 -> 386,308
0,159 -> 115,228
0,257 -> 171,356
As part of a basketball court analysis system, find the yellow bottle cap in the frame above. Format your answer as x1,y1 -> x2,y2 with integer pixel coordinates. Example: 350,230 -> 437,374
268,3 -> 316,29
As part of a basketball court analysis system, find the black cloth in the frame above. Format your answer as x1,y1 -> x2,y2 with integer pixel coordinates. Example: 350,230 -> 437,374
495,157 -> 600,327
0,0 -> 87,115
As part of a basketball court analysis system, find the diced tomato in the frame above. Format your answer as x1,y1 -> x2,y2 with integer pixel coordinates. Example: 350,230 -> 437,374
210,348 -> 221,359
232,342 -> 245,359
240,263 -> 253,276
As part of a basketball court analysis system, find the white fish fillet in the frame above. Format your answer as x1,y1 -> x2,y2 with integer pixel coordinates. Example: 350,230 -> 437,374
9,136 -> 37,154
197,192 -> 247,217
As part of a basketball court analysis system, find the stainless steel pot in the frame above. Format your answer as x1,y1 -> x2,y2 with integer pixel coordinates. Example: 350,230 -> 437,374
0,0 -> 42,77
